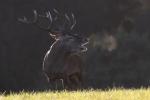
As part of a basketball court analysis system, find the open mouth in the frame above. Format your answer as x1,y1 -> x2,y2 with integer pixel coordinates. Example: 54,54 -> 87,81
81,39 -> 89,52
81,46 -> 87,52
81,43 -> 88,52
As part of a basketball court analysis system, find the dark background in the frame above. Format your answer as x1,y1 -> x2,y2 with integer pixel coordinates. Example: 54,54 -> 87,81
0,0 -> 150,92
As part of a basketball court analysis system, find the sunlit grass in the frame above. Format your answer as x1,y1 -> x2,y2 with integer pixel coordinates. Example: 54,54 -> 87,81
1,88 -> 150,100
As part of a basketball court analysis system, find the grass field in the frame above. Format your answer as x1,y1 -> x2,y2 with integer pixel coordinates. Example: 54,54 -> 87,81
0,88 -> 150,100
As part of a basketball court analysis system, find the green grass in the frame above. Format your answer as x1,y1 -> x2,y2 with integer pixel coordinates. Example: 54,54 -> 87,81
1,88 -> 150,100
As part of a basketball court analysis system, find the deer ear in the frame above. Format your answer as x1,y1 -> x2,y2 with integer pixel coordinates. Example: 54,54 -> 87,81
53,9 -> 60,15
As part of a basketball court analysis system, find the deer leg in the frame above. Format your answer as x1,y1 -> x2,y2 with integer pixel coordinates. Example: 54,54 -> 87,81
69,74 -> 82,90
55,79 -> 64,90
64,76 -> 72,90
55,80 -> 58,90
60,79 -> 65,89
43,72 -> 50,83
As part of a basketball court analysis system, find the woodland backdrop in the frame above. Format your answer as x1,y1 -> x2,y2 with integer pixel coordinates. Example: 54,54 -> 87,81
0,0 -> 150,92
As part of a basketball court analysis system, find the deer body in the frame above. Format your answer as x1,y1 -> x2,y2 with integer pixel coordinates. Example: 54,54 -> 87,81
43,35 -> 85,89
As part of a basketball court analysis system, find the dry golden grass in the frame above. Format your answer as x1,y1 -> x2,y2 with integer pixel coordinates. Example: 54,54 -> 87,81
1,88 -> 150,100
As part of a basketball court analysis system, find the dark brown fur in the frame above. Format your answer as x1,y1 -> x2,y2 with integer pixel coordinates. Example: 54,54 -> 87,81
43,35 -> 86,90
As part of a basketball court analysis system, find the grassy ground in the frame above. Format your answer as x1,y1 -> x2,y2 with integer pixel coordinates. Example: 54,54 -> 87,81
0,88 -> 150,100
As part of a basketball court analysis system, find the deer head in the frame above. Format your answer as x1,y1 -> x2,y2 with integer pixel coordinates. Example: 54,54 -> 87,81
18,9 -> 89,53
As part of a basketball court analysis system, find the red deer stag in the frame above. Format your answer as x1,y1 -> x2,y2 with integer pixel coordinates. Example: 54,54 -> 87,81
18,9 -> 89,90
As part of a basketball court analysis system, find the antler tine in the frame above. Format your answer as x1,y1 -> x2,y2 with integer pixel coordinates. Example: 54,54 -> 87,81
53,9 -> 60,15
65,13 -> 72,26
65,14 -> 70,22
46,11 -> 53,29
18,10 -> 38,24
32,10 -> 38,23
70,13 -> 76,30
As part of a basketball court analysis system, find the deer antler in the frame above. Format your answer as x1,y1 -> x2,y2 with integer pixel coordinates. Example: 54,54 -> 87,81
18,9 -> 77,36
64,13 -> 76,30
70,13 -> 76,30
52,9 -> 76,31
18,10 -> 53,32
